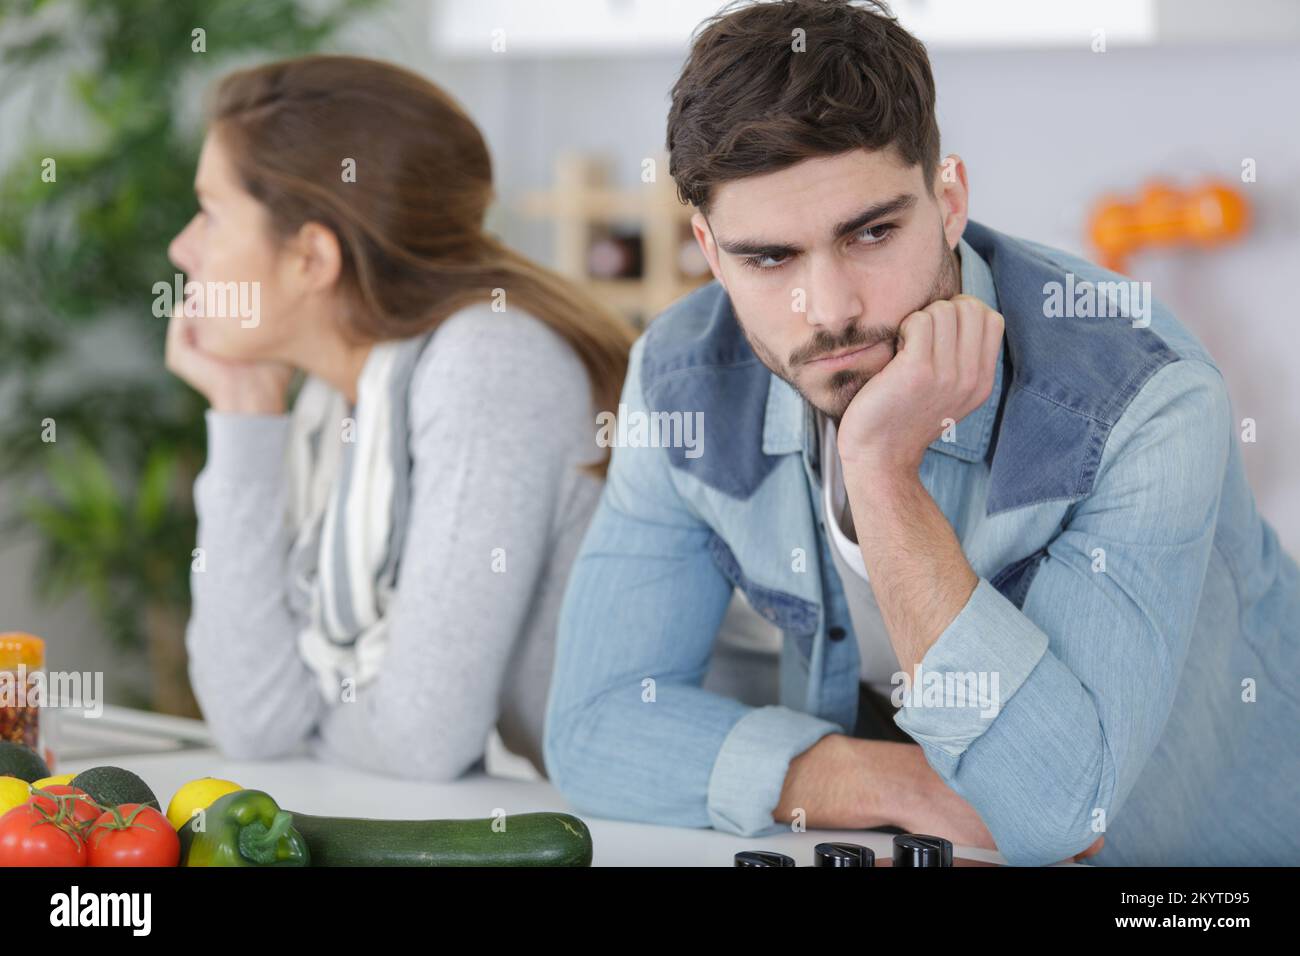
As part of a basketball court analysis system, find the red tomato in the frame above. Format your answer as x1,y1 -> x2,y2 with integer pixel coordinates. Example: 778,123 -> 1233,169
0,804 -> 87,866
29,786 -> 101,833
86,804 -> 179,867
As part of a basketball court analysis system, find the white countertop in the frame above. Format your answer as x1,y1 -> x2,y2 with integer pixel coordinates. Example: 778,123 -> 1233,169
48,705 -> 1018,867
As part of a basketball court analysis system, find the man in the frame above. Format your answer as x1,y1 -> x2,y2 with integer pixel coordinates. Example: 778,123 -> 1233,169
544,0 -> 1299,865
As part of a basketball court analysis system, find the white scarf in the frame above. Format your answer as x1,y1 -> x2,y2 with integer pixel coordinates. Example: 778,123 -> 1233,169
286,332 -> 434,701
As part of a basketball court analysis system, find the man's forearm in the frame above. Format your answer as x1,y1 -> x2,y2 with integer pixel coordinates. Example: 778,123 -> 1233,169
771,733 -> 925,830
844,467 -> 978,675
770,470 -> 982,834
773,733 -> 998,850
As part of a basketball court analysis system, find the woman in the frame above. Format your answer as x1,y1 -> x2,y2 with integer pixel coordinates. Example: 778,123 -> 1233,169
165,55 -> 633,781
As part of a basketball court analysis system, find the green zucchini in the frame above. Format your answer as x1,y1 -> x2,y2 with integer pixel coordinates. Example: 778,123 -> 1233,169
285,809 -> 593,867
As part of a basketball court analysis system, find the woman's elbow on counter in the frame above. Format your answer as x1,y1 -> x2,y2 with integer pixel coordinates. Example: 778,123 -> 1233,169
189,675 -> 317,762
389,745 -> 483,784
204,715 -> 309,763
364,716 -> 489,783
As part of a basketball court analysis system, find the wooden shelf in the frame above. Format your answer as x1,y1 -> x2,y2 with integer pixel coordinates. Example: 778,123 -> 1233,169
519,151 -> 711,327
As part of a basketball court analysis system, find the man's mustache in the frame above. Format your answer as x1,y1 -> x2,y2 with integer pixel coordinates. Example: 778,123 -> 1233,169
790,324 -> 900,367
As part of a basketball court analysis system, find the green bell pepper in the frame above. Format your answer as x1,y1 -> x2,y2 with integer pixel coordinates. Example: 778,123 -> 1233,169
179,789 -> 310,867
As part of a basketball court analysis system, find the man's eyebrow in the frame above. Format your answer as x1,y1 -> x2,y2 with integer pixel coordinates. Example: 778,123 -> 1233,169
831,193 -> 917,239
715,192 -> 918,258
716,235 -> 801,259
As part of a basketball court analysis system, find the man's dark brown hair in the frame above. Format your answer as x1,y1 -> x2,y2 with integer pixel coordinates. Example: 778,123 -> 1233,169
667,0 -> 940,213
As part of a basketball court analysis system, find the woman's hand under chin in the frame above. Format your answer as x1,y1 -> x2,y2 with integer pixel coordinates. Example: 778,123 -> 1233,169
165,308 -> 295,415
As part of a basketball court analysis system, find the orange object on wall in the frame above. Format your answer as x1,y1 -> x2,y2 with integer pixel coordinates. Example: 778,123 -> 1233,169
1088,180 -> 1249,273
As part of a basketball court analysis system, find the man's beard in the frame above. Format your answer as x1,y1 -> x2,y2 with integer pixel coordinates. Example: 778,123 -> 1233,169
738,233 -> 961,424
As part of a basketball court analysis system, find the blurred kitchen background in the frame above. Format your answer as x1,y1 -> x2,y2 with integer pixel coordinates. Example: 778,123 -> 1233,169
2,0 -> 1298,717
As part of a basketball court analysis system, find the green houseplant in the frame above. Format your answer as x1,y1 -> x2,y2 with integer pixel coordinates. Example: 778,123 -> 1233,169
0,0 -> 382,714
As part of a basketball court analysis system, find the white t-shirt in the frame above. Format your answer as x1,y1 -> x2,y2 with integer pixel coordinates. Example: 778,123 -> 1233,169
820,413 -> 902,694
821,415 -> 868,577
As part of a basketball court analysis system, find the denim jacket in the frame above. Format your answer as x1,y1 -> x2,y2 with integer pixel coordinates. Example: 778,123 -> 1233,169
544,220 -> 1300,866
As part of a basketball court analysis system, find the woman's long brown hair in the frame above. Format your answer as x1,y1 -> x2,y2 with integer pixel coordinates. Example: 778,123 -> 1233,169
210,54 -> 634,475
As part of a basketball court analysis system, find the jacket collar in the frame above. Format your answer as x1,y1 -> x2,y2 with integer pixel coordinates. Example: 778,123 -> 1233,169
762,234 -> 1006,464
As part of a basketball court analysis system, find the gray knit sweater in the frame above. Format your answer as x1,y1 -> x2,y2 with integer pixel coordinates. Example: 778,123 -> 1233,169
184,303 -> 605,780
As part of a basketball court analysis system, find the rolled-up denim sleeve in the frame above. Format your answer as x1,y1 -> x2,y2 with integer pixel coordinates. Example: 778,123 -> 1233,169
894,358 -> 1232,865
544,337 -> 841,837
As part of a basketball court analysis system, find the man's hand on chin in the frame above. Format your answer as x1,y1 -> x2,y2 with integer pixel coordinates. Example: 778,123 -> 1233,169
836,294 -> 1004,479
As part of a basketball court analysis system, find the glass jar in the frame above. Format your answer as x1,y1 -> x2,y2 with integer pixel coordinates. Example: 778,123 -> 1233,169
0,632 -> 53,771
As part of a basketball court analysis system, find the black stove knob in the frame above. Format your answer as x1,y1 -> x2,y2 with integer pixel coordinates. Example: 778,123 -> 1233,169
892,833 -> 954,867
814,842 -> 876,867
735,850 -> 797,867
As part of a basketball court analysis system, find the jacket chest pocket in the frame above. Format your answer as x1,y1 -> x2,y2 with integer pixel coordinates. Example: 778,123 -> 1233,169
707,533 -> 820,656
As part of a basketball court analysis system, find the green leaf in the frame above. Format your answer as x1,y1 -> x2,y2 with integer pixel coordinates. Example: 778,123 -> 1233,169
134,447 -> 176,532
